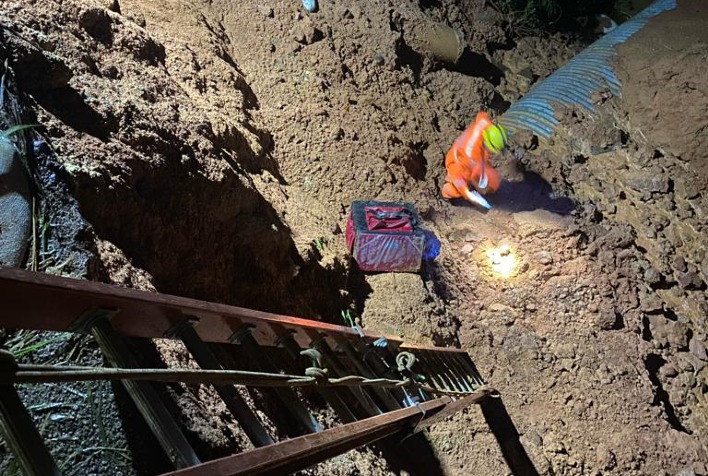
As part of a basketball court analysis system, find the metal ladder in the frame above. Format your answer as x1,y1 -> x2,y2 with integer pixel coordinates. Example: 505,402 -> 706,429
0,267 -> 492,476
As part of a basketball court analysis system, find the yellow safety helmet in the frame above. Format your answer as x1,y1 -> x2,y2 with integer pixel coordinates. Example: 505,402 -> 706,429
483,123 -> 508,154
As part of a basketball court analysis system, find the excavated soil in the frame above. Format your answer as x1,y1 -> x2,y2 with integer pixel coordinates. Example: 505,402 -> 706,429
1,0 -> 707,475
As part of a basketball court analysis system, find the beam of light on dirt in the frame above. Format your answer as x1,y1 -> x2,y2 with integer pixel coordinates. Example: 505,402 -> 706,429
485,244 -> 517,278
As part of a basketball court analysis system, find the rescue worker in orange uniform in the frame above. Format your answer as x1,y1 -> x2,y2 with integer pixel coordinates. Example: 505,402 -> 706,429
442,111 -> 508,209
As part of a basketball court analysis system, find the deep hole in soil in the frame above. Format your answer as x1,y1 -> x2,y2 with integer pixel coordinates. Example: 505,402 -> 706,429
644,353 -> 690,433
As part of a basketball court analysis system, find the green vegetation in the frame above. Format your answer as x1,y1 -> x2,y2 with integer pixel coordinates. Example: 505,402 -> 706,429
314,237 -> 326,253
341,309 -> 356,327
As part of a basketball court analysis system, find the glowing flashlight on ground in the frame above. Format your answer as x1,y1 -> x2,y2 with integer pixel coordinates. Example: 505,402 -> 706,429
485,244 -> 517,278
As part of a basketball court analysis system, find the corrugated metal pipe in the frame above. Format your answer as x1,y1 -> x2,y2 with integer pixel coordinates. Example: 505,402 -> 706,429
499,0 -> 677,139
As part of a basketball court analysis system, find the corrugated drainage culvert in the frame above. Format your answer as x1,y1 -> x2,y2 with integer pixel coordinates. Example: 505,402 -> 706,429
500,0 -> 677,140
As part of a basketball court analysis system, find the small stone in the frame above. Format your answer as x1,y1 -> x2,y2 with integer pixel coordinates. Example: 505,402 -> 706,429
678,271 -> 700,289
442,440 -> 452,452
673,256 -> 688,273
644,267 -> 662,285
650,316 -> 690,350
102,0 -> 120,13
639,290 -> 663,312
626,170 -> 669,194
536,250 -> 552,265
460,243 -> 473,254
525,302 -> 536,312
330,127 -> 344,141
659,363 -> 678,379
689,338 -> 708,361
523,429 -> 543,447
258,5 -> 274,17
594,304 -> 618,330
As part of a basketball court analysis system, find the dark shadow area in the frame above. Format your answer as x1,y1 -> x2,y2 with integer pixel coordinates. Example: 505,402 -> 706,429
644,353 -> 690,434
450,48 -> 505,86
379,432 -> 444,476
33,86 -> 116,142
113,337 -> 246,473
212,343 -> 316,439
346,258 -> 375,317
481,396 -> 541,476
113,381 -> 174,476
492,171 -> 576,214
394,38 -> 424,82
490,90 -> 512,114
73,136 -> 349,321
419,0 -> 443,10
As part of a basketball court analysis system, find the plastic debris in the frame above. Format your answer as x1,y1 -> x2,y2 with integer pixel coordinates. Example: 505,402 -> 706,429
302,0 -> 318,13
422,229 -> 441,260
373,337 -> 388,348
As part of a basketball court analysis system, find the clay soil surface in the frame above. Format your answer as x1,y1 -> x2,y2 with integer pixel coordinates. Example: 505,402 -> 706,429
1,0 -> 707,475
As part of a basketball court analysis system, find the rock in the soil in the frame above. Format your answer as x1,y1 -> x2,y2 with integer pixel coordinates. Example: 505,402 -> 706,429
644,266 -> 663,286
659,363 -> 678,379
536,250 -> 553,265
594,304 -> 617,330
689,338 -> 708,361
626,169 -> 670,194
673,256 -> 688,273
639,289 -> 663,312
490,303 -> 517,326
80,8 -> 113,43
523,429 -> 543,447
102,0 -> 120,13
460,243 -> 473,254
258,5 -> 274,18
648,315 -> 690,350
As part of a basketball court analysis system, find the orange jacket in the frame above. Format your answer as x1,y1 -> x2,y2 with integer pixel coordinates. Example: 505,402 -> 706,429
442,111 -> 500,202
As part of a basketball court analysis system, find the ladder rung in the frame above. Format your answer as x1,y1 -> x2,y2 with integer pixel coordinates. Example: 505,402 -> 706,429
230,326 -> 323,434
275,330 -> 359,424
311,337 -> 383,417
0,361 -> 61,476
170,319 -> 274,447
336,339 -> 402,411
79,310 -> 200,469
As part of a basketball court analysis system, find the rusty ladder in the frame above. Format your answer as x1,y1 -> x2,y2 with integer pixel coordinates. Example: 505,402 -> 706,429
0,267 -> 493,476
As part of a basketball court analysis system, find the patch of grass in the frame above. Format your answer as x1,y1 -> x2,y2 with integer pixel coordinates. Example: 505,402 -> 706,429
341,309 -> 356,327
3,458 -> 21,476
6,330 -> 71,359
59,445 -> 131,475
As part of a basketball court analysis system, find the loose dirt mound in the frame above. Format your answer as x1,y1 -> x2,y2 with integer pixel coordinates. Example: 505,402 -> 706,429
1,0 -> 707,474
